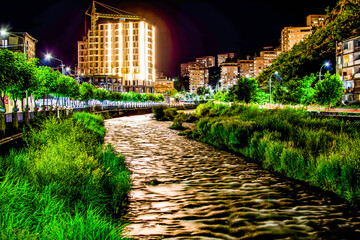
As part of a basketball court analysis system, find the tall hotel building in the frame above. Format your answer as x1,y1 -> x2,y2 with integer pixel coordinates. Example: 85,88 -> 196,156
78,1 -> 156,92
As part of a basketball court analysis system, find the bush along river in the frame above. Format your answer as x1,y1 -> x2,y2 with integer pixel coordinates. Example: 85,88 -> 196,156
105,113 -> 360,239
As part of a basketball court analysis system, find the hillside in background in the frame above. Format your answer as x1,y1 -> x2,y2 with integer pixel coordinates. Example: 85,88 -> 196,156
257,0 -> 360,84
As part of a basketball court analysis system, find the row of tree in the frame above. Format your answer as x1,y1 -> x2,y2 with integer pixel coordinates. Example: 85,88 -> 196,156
0,49 -> 164,110
215,73 -> 344,108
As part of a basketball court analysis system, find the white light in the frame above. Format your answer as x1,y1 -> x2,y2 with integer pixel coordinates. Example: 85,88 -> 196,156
139,21 -> 145,81
45,53 -> 52,60
0,29 -> 7,36
107,24 -> 112,75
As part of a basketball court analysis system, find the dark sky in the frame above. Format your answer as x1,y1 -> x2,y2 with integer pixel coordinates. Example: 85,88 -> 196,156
1,0 -> 339,77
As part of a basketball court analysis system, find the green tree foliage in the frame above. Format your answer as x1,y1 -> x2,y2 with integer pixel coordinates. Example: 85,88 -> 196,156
6,52 -> 37,109
315,72 -> 344,108
0,49 -> 17,107
229,78 -> 259,103
257,0 -> 360,84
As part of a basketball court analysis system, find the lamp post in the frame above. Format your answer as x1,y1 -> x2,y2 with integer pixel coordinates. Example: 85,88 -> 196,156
45,53 -> 64,75
319,61 -> 330,82
318,61 -> 331,112
269,71 -> 278,109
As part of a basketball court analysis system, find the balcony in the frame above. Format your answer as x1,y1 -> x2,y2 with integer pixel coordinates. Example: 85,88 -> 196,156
355,73 -> 360,79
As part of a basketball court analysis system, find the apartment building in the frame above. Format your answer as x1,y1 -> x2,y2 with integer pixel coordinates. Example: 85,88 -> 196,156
196,56 -> 215,68
78,2 -> 156,93
181,62 -> 197,77
189,67 -> 209,93
281,26 -> 312,52
0,32 -> 37,59
237,59 -> 254,78
220,63 -> 239,89
336,36 -> 360,103
254,48 -> 281,77
306,14 -> 326,27
154,73 -> 174,93
217,53 -> 236,67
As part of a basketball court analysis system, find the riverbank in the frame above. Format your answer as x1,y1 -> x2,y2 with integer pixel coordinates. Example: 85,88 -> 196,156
178,102 -> 360,205
0,112 -> 131,239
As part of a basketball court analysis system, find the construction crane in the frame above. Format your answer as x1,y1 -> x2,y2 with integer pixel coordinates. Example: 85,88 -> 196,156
85,1 -> 145,32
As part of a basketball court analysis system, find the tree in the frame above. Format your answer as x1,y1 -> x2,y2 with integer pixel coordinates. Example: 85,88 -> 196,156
0,49 -> 17,108
315,72 -> 344,109
229,78 -> 259,103
79,83 -> 95,102
196,86 -> 207,95
6,52 -> 37,109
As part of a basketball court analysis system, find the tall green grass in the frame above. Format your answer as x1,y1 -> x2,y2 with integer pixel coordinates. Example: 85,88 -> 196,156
0,112 -> 131,239
188,102 -> 360,203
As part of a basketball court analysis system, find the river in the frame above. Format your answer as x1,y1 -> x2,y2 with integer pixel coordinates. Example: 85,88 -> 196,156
104,114 -> 360,239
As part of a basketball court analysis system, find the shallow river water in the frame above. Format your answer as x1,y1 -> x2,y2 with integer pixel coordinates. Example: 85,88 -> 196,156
104,114 -> 360,239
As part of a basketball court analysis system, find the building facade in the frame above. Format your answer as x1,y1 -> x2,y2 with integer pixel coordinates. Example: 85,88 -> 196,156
196,56 -> 215,68
78,2 -> 156,93
220,63 -> 239,89
336,36 -> 360,103
180,62 -> 197,77
306,14 -> 326,27
189,67 -> 209,93
281,26 -> 312,52
0,32 -> 37,59
217,53 -> 236,67
237,59 -> 254,78
253,49 -> 281,77
154,77 -> 174,93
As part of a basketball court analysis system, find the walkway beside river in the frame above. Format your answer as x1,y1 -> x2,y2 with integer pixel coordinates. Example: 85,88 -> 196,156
104,114 -> 360,239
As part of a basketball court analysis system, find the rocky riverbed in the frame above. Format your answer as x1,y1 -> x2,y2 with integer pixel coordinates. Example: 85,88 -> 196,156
104,114 -> 360,239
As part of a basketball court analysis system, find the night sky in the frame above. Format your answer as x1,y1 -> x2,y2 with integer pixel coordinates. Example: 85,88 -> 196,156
1,0 -> 339,77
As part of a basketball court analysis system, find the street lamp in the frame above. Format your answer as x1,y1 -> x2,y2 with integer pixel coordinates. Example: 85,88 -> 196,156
317,61 -> 331,112
319,61 -> 331,82
269,71 -> 279,109
45,53 -> 64,75
0,29 -> 26,55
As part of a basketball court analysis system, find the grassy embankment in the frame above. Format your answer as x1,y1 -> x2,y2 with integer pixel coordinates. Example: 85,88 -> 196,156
157,102 -> 360,204
0,112 -> 131,239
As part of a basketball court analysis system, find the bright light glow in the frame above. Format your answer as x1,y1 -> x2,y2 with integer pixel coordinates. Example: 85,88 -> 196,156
139,21 -> 146,81
324,61 -> 330,67
129,22 -> 133,81
107,24 -> 112,75
152,26 -> 155,82
275,71 -> 279,75
118,22 -> 123,77
45,53 -> 52,60
0,29 -> 7,36
66,67 -> 71,71
145,22 -> 149,82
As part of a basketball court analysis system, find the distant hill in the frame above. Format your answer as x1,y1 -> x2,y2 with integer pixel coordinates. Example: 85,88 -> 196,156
257,0 -> 360,84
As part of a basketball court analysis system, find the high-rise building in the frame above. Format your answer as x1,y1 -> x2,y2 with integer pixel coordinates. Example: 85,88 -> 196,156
281,26 -> 312,52
217,53 -> 236,67
238,58 -> 254,78
220,62 -> 239,89
181,62 -> 197,77
336,36 -> 360,103
78,1 -> 156,93
196,56 -> 215,68
306,14 -> 326,27
0,32 -> 37,59
254,48 -> 281,77
189,67 -> 209,93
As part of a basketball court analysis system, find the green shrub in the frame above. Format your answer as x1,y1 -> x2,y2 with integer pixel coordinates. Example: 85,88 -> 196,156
163,107 -> 178,121
152,105 -> 166,121
188,102 -> 360,203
